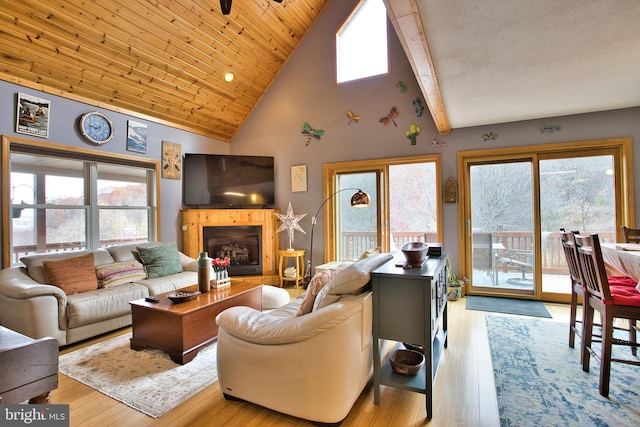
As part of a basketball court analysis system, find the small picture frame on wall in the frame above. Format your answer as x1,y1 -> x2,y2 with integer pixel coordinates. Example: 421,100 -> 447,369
16,92 -> 50,138
127,120 -> 148,154
291,164 -> 307,192
162,140 -> 182,180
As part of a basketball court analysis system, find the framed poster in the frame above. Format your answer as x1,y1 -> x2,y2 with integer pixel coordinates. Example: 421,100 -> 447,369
127,120 -> 148,153
16,92 -> 50,138
291,164 -> 307,192
161,140 -> 181,180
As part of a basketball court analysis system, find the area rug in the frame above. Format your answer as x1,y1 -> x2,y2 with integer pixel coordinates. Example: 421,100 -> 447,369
486,315 -> 640,427
58,333 -> 218,418
466,295 -> 552,318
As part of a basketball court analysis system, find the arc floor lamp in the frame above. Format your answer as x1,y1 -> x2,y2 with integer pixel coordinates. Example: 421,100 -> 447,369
303,188 -> 371,285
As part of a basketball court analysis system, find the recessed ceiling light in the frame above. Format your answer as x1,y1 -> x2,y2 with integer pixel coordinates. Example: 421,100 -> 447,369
224,72 -> 235,83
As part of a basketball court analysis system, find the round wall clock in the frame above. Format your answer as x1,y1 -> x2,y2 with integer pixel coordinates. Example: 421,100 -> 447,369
79,111 -> 114,145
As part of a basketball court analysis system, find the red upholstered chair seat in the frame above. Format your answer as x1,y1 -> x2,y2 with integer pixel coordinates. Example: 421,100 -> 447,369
609,285 -> 640,306
608,276 -> 638,287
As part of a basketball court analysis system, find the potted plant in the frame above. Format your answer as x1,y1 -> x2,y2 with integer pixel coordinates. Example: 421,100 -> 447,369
446,259 -> 468,301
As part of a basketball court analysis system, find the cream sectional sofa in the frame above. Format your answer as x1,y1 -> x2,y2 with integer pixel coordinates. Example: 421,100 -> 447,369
0,242 -> 199,346
216,252 -> 393,425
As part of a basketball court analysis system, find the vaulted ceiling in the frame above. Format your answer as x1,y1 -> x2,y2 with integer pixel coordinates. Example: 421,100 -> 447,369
2,0 -> 639,142
0,0 -> 329,142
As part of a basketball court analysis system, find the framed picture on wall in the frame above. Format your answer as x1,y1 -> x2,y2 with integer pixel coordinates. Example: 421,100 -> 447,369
127,120 -> 148,154
162,140 -> 181,180
16,92 -> 50,138
291,164 -> 307,192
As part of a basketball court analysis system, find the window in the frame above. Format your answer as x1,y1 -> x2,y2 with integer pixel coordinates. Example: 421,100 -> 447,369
3,137 -> 159,266
336,0 -> 389,84
322,154 -> 442,264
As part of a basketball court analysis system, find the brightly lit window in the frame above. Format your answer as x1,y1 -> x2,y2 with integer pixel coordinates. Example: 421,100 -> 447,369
336,0 -> 389,84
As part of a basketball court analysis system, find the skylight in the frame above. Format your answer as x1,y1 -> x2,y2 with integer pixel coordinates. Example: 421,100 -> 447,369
336,0 -> 389,84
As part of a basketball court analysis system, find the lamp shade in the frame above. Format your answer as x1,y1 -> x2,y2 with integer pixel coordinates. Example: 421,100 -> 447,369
350,190 -> 371,208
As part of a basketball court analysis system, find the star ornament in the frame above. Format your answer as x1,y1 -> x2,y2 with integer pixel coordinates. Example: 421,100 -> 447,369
275,202 -> 307,250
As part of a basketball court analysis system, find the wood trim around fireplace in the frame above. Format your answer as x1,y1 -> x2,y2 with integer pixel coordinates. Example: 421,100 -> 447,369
181,209 -> 280,286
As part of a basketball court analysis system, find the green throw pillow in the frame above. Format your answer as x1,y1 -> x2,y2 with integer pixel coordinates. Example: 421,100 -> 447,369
137,243 -> 183,278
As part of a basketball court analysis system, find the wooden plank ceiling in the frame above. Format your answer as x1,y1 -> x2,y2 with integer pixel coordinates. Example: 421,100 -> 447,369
0,0 -> 329,142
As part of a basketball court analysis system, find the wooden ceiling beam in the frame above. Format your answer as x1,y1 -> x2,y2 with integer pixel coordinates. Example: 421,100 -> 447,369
383,0 -> 451,134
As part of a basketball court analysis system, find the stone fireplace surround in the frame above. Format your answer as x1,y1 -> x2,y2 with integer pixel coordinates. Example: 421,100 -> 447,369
181,209 -> 280,286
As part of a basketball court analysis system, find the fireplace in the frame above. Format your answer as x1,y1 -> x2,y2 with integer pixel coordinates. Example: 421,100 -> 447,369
203,225 -> 262,276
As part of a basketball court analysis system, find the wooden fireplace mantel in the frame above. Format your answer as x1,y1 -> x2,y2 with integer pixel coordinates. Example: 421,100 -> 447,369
181,209 -> 280,286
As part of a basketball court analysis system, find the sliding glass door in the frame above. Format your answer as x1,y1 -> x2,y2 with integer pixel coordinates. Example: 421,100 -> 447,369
323,155 -> 441,264
460,138 -> 633,301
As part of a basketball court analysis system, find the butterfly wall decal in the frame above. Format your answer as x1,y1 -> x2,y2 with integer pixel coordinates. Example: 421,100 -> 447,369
346,109 -> 361,125
379,107 -> 399,127
302,122 -> 325,146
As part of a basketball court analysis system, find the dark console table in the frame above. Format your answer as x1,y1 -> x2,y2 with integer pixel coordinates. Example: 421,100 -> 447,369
371,252 -> 448,419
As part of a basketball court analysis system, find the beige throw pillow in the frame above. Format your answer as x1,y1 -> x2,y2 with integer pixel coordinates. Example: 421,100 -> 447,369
294,269 -> 340,317
43,252 -> 99,295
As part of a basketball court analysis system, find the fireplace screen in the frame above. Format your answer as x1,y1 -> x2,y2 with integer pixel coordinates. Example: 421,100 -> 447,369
203,225 -> 262,276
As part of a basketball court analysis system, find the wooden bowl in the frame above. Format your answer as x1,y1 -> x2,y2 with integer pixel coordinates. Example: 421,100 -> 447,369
167,290 -> 200,304
390,349 -> 425,376
401,242 -> 428,266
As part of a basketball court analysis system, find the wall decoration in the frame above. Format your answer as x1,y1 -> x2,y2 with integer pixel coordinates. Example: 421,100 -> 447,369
379,107 -> 399,127
302,122 -> 324,146
482,131 -> 499,142
16,92 -> 50,138
540,125 -> 561,133
432,138 -> 447,149
412,97 -> 425,117
346,109 -> 361,125
444,177 -> 458,203
405,123 -> 421,145
79,111 -> 114,145
127,120 -> 148,153
291,164 -> 307,192
396,81 -> 408,93
161,140 -> 181,180
275,202 -> 307,250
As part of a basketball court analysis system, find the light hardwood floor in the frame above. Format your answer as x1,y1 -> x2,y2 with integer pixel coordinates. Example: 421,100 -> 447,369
52,295 -> 571,426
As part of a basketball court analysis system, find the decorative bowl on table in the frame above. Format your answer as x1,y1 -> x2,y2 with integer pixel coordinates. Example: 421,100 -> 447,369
401,242 -> 428,267
390,349 -> 425,376
167,290 -> 200,304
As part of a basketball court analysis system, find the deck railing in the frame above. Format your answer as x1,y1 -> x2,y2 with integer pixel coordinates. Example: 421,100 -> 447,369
12,238 -> 148,265
341,230 -> 616,273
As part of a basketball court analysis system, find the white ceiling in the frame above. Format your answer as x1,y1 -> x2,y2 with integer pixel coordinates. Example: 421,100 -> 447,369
388,0 -> 640,133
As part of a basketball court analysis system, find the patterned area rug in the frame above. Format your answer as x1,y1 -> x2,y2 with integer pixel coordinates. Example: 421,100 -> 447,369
486,315 -> 640,427
58,333 -> 218,418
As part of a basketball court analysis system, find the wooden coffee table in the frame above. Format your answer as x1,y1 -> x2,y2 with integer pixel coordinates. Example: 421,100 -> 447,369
130,284 -> 262,364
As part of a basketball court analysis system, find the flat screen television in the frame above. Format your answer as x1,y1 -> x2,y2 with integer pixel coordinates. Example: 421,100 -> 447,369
183,154 -> 275,208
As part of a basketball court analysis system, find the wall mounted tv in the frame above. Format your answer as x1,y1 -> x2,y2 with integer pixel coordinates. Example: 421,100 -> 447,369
183,154 -> 275,208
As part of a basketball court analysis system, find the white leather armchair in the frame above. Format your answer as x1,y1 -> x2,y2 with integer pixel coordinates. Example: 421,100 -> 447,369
215,253 -> 392,425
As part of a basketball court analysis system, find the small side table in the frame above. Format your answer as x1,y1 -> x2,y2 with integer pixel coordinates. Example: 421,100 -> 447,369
278,249 -> 305,287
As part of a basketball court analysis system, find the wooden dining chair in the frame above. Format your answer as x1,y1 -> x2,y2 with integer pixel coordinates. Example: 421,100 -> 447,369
559,229 -> 585,352
574,233 -> 640,397
621,226 -> 640,243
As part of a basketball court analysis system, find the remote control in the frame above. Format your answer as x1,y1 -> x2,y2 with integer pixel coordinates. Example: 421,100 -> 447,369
145,296 -> 159,303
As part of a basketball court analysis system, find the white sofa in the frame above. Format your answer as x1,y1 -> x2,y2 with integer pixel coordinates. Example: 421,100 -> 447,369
216,252 -> 393,425
0,242 -> 199,346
